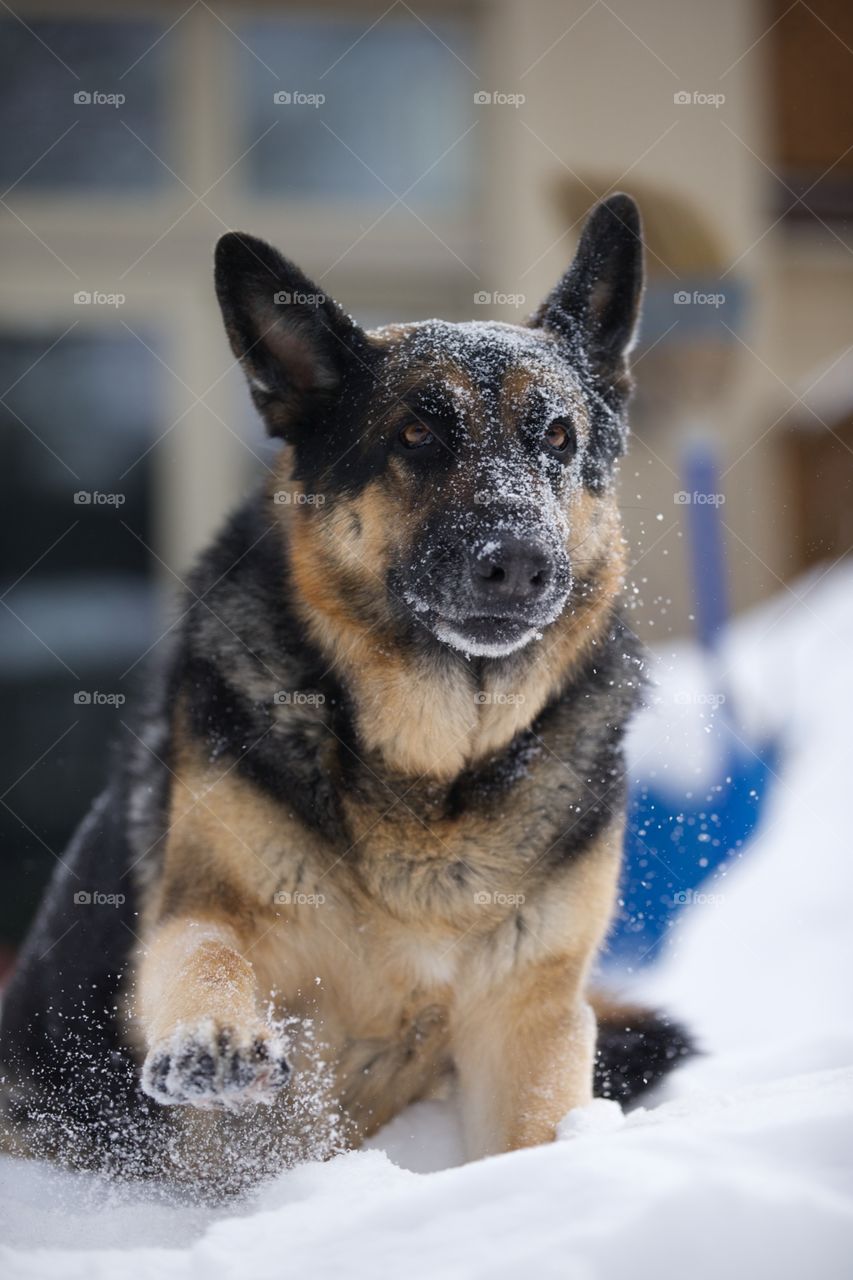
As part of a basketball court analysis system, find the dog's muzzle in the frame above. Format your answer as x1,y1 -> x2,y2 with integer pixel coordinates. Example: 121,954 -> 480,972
394,523 -> 572,658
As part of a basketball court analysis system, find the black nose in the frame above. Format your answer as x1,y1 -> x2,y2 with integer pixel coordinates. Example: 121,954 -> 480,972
468,536 -> 554,608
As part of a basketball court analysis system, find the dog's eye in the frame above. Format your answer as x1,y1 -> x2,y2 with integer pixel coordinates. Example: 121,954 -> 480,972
543,420 -> 574,455
399,422 -> 435,449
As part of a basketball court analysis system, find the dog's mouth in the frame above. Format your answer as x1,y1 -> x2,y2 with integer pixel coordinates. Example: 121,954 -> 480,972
432,613 -> 543,658
398,583 -> 572,659
424,581 -> 573,656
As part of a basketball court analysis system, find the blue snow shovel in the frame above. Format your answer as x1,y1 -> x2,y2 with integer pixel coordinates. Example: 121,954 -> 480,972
608,438 -> 779,967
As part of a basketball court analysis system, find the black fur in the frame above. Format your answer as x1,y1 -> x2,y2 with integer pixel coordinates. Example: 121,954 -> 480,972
0,782 -> 165,1165
595,1009 -> 697,1103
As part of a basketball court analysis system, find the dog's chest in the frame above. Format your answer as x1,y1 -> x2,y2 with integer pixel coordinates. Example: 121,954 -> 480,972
343,781 -> 546,926
248,766 -> 584,1136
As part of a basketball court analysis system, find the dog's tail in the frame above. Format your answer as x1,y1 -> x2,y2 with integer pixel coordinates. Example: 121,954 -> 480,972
590,993 -> 696,1105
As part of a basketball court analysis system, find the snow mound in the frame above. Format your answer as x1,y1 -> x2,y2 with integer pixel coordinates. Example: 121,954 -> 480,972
2,1069 -> 851,1279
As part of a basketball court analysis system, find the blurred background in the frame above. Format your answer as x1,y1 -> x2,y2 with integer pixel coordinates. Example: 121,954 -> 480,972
1,0 -> 851,965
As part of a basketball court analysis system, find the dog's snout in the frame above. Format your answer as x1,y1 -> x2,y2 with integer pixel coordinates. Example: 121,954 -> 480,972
468,536 -> 554,607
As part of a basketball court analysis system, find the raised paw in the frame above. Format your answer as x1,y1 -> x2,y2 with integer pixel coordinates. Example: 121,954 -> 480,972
141,1018 -> 291,1110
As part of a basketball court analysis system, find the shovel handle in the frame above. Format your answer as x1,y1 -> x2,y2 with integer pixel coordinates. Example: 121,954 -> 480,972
681,439 -> 729,652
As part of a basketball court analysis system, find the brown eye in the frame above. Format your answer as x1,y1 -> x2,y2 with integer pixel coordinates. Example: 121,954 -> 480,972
544,420 -> 573,454
399,422 -> 435,449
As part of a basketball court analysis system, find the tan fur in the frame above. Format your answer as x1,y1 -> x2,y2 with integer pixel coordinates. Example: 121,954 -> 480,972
133,668 -> 625,1155
138,922 -> 259,1046
452,817 -> 624,1154
287,477 -> 481,778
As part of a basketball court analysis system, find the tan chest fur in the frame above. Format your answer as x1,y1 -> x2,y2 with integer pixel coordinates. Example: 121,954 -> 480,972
242,840 -> 600,1138
149,724 -> 608,1138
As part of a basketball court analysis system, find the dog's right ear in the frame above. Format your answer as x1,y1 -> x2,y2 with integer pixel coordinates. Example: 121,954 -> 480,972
214,232 -> 364,439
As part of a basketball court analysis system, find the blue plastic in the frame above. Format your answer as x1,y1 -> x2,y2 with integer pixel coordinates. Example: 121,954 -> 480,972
613,742 -> 778,965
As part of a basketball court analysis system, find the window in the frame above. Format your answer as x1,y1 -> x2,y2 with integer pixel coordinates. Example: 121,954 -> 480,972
0,19 -> 173,193
239,15 -> 477,206
0,329 -> 161,940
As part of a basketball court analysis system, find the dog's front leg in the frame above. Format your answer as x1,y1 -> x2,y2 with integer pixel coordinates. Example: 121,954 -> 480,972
453,956 -> 596,1158
453,823 -> 622,1156
136,918 -> 290,1108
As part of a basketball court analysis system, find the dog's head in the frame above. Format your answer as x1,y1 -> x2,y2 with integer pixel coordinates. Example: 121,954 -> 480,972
215,195 -> 642,662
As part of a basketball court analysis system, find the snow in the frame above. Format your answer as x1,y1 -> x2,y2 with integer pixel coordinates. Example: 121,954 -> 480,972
433,617 -> 542,658
3,563 -> 853,1278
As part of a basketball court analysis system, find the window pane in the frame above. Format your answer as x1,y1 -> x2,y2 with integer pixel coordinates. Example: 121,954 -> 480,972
239,14 -> 478,205
0,330 -> 161,944
0,20 -> 172,193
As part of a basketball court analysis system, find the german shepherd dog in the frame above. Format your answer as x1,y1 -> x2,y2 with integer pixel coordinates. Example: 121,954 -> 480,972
1,194 -> 691,1190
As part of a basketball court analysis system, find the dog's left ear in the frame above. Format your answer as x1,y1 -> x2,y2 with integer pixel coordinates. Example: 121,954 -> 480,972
214,232 -> 365,439
534,193 -> 643,382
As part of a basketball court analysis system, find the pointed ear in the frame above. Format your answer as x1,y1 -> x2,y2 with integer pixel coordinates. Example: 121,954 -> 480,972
534,193 -> 643,381
214,232 -> 364,439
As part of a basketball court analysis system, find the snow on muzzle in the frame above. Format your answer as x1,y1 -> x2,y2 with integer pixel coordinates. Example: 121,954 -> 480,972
396,505 -> 573,637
